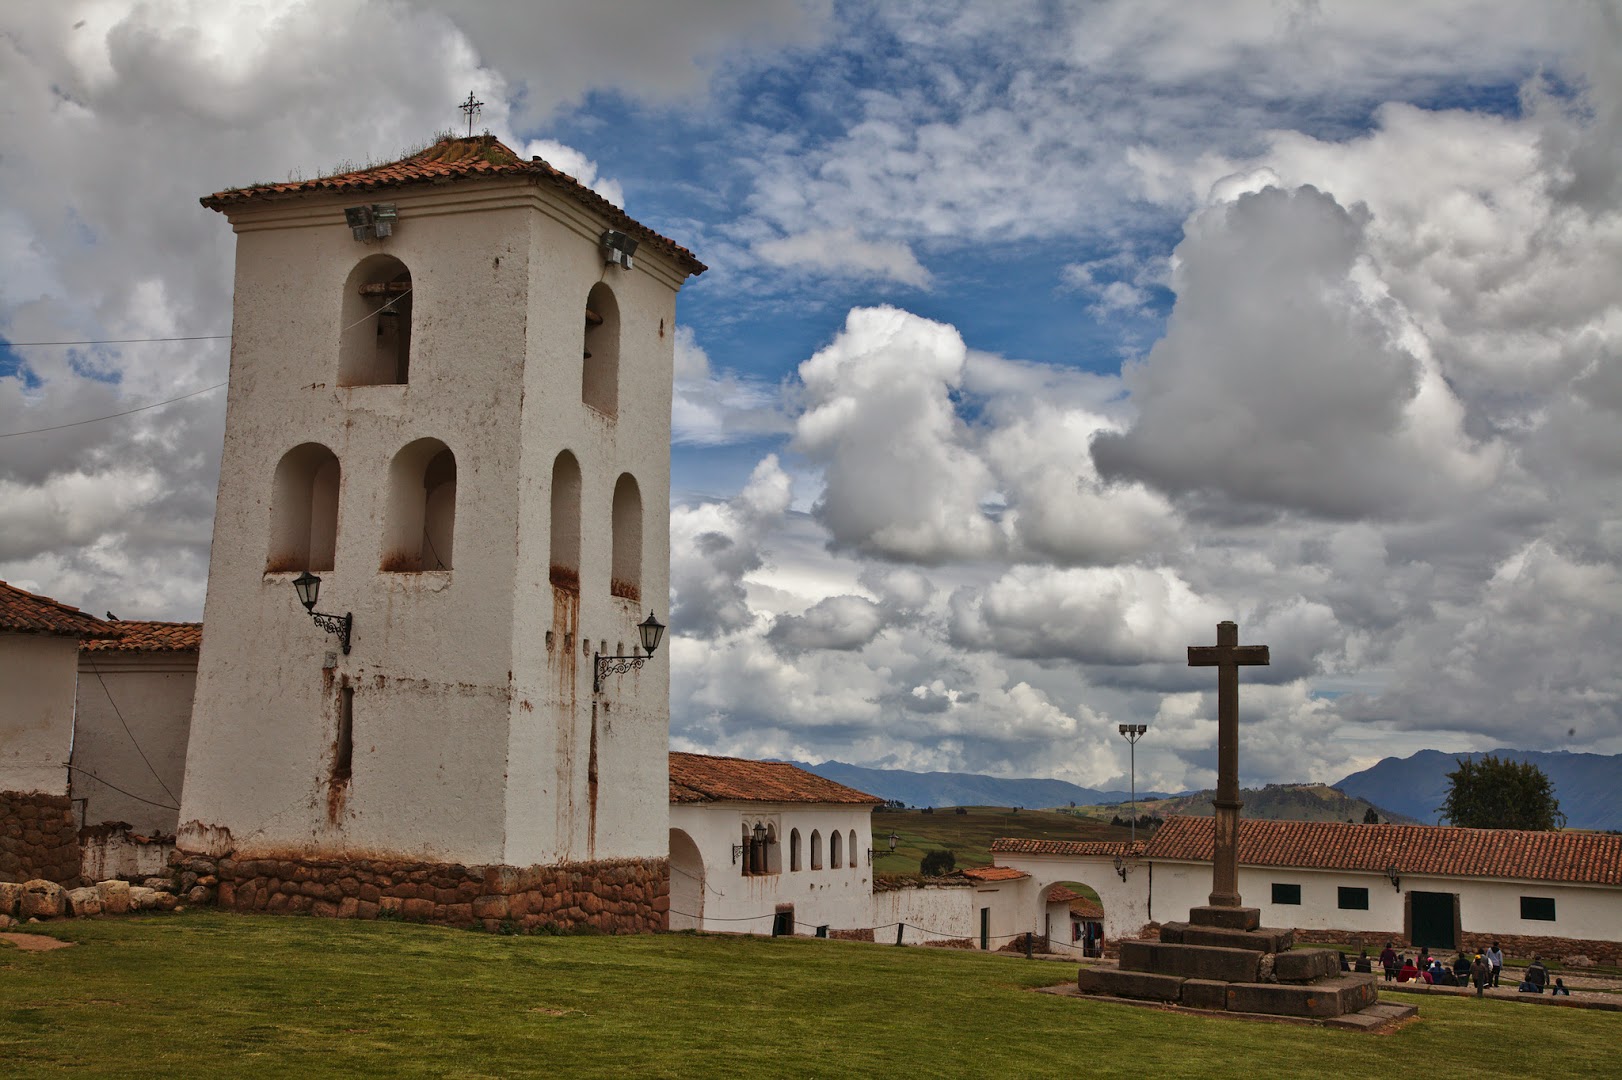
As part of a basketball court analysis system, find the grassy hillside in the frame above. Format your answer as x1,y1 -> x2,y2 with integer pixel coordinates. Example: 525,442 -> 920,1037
1066,784 -> 1415,826
5,913 -> 1620,1078
871,805 -> 1132,875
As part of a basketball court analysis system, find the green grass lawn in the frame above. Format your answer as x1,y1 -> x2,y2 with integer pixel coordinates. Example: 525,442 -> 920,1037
5,914 -> 1620,1079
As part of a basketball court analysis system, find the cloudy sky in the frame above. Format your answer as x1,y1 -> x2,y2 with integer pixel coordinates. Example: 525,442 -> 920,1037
5,1 -> 1622,795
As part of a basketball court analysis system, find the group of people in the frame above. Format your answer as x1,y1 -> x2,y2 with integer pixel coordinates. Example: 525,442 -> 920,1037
1369,941 -> 1572,997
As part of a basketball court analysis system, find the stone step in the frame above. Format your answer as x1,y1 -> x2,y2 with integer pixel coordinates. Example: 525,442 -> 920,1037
1323,1001 -> 1419,1031
1077,966 -> 1382,1020
1273,948 -> 1339,984
1187,904 -> 1260,930
1159,921 -> 1294,953
1119,940 -> 1260,983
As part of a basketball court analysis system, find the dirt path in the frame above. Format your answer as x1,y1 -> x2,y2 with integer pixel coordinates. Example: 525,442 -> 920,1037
0,932 -> 74,952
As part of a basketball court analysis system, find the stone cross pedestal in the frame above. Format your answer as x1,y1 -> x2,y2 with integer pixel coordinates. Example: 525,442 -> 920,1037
1072,620 -> 1409,1028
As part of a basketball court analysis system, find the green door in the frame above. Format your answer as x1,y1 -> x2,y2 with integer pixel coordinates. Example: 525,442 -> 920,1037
1410,891 -> 1456,950
980,908 -> 990,951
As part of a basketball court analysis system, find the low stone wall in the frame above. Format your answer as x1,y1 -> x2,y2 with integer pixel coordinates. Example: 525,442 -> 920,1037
0,792 -> 81,887
829,927 -> 876,943
198,852 -> 669,934
1293,927 -> 1622,966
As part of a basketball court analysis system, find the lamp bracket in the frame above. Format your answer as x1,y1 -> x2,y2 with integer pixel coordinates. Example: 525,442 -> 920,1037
593,652 -> 648,694
309,610 -> 352,655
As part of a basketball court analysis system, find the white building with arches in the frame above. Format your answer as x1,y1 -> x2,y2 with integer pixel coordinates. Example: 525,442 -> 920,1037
176,135 -> 705,928
668,753 -> 883,936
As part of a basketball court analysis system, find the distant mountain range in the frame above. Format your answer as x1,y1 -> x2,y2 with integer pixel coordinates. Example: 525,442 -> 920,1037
797,748 -> 1621,831
791,761 -> 1168,809
1332,749 -> 1622,831
1134,784 -> 1418,826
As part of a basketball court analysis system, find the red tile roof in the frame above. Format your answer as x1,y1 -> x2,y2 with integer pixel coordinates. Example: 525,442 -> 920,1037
960,865 -> 1029,883
669,753 -> 885,805
991,838 -> 1146,858
81,621 -> 201,653
1141,816 -> 1622,887
1044,884 -> 1083,903
0,581 -> 120,639
1070,897 -> 1105,919
202,135 -> 705,275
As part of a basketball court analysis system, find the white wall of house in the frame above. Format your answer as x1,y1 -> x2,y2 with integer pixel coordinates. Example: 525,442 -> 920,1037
668,802 -> 874,934
181,170 -> 687,867
995,852 -> 1151,943
73,651 -> 196,834
0,634 -> 79,796
999,853 -> 1622,946
871,884 -> 974,945
974,878 -> 1036,950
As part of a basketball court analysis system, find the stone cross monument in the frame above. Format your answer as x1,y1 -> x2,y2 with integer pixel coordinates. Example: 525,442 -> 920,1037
1187,620 -> 1268,909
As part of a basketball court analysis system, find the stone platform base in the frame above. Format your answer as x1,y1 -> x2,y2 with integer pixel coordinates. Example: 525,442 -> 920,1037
1052,979 -> 1416,1031
1077,967 -> 1384,1020
182,850 -> 669,934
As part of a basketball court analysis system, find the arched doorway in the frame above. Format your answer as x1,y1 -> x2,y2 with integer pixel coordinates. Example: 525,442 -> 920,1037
669,828 -> 704,931
1041,881 -> 1106,958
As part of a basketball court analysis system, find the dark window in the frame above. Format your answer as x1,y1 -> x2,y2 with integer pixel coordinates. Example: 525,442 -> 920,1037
1338,886 -> 1369,910
1271,883 -> 1302,905
1520,896 -> 1556,922
334,685 -> 354,781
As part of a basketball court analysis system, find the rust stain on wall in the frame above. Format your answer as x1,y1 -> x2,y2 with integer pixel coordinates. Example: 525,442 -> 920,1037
549,565 -> 580,591
609,579 -> 640,603
552,582 -> 581,854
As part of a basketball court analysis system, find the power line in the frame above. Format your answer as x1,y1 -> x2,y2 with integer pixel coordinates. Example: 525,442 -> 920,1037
5,334 -> 230,347
84,655 -> 182,806
0,381 -> 225,439
62,763 -> 180,812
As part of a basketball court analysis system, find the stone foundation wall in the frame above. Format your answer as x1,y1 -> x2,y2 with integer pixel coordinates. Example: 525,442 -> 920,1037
0,792 -> 81,887
196,852 -> 668,933
1293,927 -> 1622,966
829,927 -> 876,943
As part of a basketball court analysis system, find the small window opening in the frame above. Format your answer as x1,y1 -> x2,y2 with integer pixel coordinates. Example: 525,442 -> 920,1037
267,443 -> 340,572
790,828 -> 802,872
830,830 -> 842,869
339,255 -> 412,386
382,439 -> 455,571
1271,883 -> 1302,905
1338,886 -> 1369,910
582,283 -> 619,416
811,830 -> 823,871
848,829 -> 858,868
550,451 -> 582,590
334,685 -> 354,780
611,473 -> 642,601
1520,896 -> 1556,921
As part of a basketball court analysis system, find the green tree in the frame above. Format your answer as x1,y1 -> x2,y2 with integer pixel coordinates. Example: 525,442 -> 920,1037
1363,807 -> 1380,825
920,849 -> 956,876
1440,755 -> 1566,830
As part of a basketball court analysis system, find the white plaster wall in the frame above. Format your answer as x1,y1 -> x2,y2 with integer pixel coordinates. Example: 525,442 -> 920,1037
1004,854 -> 1622,946
668,802 -> 875,934
182,177 -> 692,868
872,885 -> 975,944
996,852 -> 1152,943
0,634 -> 79,796
976,878 -> 1035,949
81,830 -> 173,882
73,652 -> 195,834
507,198 -> 682,867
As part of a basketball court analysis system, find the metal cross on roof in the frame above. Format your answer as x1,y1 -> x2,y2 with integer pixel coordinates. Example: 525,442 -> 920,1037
459,91 -> 484,137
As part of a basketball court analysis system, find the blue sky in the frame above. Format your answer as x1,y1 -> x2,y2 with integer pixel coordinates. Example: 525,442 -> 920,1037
3,1 -> 1620,795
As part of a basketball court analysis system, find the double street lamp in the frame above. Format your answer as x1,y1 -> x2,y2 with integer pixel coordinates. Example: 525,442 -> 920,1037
1118,723 -> 1148,844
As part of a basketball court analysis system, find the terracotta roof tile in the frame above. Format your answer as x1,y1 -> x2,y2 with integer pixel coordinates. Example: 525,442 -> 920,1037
1044,884 -> 1083,903
81,621 -> 201,653
202,135 -> 705,275
0,581 -> 120,639
960,865 -> 1029,882
669,753 -> 884,805
991,838 -> 1146,858
1141,816 -> 1622,887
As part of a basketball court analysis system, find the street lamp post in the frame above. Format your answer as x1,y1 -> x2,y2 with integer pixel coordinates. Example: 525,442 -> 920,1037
1117,723 -> 1148,844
